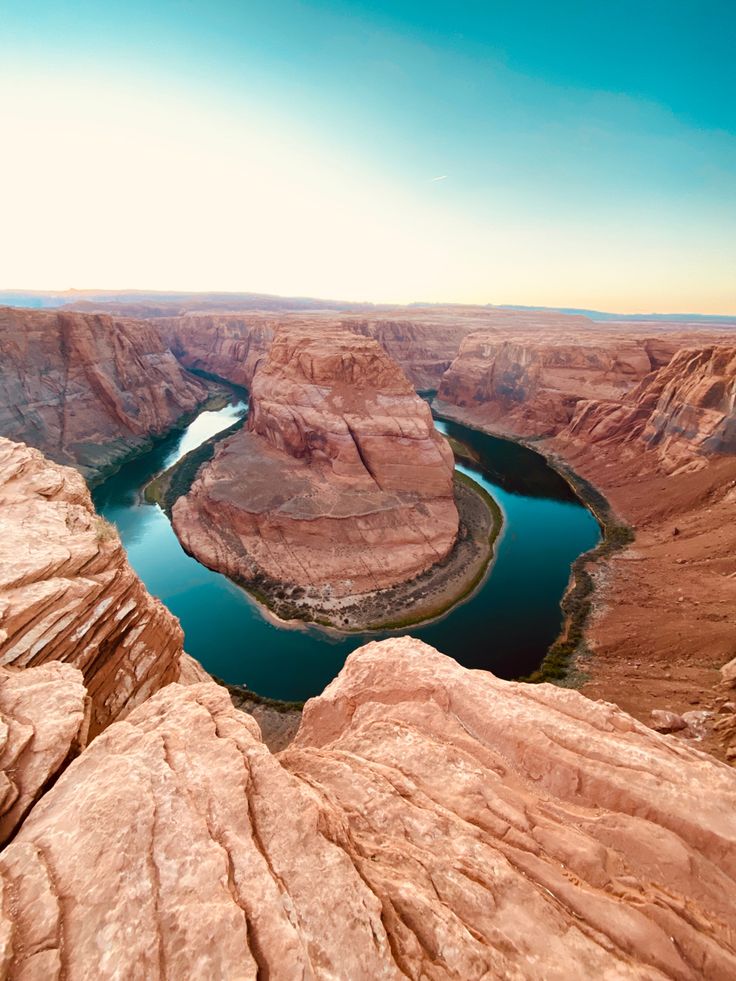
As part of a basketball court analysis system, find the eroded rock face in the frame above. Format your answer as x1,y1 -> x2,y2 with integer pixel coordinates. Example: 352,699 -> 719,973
174,327 -> 458,598
563,344 -> 736,472
2,637 -> 735,979
0,307 -> 207,480
0,438 -> 187,736
437,335 -> 736,762
0,661 -> 88,846
438,331 -> 667,437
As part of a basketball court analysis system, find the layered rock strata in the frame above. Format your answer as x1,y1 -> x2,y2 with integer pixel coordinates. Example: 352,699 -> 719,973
0,438 -> 188,736
1,638 -> 735,978
438,338 -> 736,760
173,327 -> 459,609
0,307 -> 207,480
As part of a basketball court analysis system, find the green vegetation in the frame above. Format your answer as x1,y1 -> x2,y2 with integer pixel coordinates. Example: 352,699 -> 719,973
523,466 -> 635,684
94,515 -> 119,543
214,677 -> 305,712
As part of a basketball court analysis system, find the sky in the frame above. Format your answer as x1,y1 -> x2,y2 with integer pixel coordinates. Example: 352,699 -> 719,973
1,1 -> 734,313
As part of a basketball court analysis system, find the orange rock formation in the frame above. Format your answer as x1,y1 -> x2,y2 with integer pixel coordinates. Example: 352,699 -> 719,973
0,307 -> 207,480
1,637 -> 735,978
173,326 -> 459,600
0,438 -> 189,736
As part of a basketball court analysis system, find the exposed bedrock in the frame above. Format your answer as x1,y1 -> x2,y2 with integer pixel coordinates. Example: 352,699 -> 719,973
0,438 -> 190,736
173,326 -> 459,599
1,638 -> 735,979
437,336 -> 736,760
0,307 -> 207,481
0,661 -> 88,847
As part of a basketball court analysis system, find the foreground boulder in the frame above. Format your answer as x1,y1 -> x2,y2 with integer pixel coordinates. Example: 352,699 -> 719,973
0,439 -> 189,736
0,307 -> 207,481
174,326 -> 459,601
0,661 -> 88,846
1,637 -> 734,979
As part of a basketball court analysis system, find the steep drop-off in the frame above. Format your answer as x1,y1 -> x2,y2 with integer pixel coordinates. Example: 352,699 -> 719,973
173,327 -> 460,617
438,337 -> 736,759
1,637 -> 735,979
0,438 -> 189,736
0,307 -> 207,481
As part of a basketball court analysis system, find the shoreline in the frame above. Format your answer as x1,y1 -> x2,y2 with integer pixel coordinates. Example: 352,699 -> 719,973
431,399 -> 634,686
174,470 -> 503,635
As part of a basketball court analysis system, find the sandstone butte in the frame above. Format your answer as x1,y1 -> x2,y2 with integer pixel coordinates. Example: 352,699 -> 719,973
172,326 -> 460,602
0,307 -> 207,481
0,437 -> 206,739
0,637 -> 735,978
437,332 -> 736,760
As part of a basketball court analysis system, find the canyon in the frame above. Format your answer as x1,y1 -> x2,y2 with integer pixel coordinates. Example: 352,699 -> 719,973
437,330 -> 736,761
171,326 -> 478,628
0,293 -> 734,977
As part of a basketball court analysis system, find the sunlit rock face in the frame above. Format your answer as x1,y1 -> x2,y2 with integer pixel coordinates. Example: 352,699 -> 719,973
0,307 -> 207,481
437,330 -> 668,437
173,326 -> 459,597
1,637 -> 735,979
0,438 -> 188,736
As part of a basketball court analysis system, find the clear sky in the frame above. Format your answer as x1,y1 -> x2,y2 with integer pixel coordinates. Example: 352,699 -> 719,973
1,1 -> 734,312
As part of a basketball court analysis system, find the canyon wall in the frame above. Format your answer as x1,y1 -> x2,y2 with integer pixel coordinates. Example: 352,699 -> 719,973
154,307 -> 601,393
173,326 -> 459,600
438,335 -> 736,758
1,637 -> 735,978
0,307 -> 207,481
0,438 -> 189,736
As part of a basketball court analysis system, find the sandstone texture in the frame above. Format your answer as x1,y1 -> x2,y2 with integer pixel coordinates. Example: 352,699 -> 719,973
0,661 -> 88,846
173,326 -> 459,603
0,307 -> 207,481
0,438 -> 188,736
437,335 -> 736,761
1,638 -> 735,979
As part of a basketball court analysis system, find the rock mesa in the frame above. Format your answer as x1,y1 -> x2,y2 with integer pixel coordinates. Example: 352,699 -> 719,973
173,327 -> 459,600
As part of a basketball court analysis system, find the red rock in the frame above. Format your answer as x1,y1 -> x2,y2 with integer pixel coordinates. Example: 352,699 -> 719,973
1,637 -> 735,978
0,438 -> 189,736
649,709 -> 687,733
0,661 -> 88,845
173,326 -> 459,598
0,307 -> 207,481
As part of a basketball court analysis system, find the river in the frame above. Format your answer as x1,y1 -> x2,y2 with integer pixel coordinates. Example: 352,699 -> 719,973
92,397 -> 600,700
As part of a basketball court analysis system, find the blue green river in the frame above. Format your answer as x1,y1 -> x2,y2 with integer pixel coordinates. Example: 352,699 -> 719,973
93,397 -> 600,700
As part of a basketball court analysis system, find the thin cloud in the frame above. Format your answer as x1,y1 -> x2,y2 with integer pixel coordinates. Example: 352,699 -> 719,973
430,175 -> 448,182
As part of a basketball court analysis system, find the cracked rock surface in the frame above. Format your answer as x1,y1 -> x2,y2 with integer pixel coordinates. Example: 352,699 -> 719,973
2,637 -> 734,979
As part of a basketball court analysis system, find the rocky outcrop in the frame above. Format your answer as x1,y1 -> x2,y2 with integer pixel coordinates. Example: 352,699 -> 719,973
1,637 -> 735,979
437,336 -> 736,761
0,438 -> 188,736
0,307 -> 207,481
438,331 -> 670,437
157,313 -> 276,389
0,661 -> 88,846
173,327 -> 459,602
562,345 -> 736,472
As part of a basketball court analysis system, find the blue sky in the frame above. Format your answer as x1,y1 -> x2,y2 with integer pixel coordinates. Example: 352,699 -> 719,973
1,1 -> 734,312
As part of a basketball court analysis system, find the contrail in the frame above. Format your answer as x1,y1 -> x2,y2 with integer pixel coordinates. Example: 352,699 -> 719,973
430,175 -> 448,182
